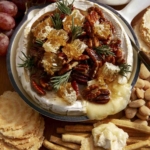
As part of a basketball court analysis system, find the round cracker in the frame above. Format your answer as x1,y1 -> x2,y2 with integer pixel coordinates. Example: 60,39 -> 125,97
30,136 -> 45,150
3,117 -> 45,149
133,20 -> 150,53
0,140 -> 17,150
0,111 -> 40,139
0,97 -> 22,129
14,117 -> 44,150
0,91 -> 34,131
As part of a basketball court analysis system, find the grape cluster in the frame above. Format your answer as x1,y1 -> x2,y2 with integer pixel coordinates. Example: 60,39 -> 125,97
0,0 -> 18,56
0,0 -> 56,56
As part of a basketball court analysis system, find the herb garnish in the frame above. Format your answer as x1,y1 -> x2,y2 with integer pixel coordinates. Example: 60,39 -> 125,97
94,45 -> 115,56
51,13 -> 63,29
71,18 -> 83,41
50,70 -> 72,90
56,0 -> 74,15
18,52 -> 34,69
119,63 -> 131,77
35,39 -> 43,46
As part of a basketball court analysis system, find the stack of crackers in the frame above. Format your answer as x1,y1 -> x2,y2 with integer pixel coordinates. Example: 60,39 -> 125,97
0,91 -> 45,150
42,118 -> 150,150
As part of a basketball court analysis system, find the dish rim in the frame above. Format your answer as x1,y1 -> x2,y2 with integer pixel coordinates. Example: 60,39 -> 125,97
6,1 -> 140,122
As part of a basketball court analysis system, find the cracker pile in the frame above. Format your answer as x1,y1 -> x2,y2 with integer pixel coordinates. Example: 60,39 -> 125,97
42,118 -> 150,150
0,91 -> 45,150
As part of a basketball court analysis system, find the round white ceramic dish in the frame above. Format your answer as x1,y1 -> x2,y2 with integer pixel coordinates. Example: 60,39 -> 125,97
7,0 -> 150,121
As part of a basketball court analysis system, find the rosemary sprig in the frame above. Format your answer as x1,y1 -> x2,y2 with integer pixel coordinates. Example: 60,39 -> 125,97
94,45 -> 115,56
56,0 -> 74,15
35,39 -> 43,46
18,52 -> 34,69
51,13 -> 63,29
119,63 -> 131,77
71,17 -> 83,41
50,70 -> 71,90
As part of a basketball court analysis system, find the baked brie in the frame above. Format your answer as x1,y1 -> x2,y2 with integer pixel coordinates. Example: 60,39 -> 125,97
16,0 -> 133,120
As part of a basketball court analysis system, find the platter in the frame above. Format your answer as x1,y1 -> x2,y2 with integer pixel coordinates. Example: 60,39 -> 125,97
0,1 -> 150,150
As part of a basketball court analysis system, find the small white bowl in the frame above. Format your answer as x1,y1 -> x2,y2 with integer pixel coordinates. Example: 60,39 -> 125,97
95,0 -> 131,5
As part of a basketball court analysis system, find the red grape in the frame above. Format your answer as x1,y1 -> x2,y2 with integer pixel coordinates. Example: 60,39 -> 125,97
0,33 -> 9,56
0,12 -> 15,30
0,1 -> 18,17
0,29 -> 14,38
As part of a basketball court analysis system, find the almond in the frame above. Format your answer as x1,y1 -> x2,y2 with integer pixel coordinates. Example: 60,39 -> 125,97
144,88 -> 150,101
130,88 -> 137,101
139,105 -> 150,116
146,101 -> 150,108
139,64 -> 150,79
125,107 -> 137,119
129,99 -> 145,108
136,113 -> 149,120
135,78 -> 145,89
135,88 -> 144,99
143,80 -> 150,90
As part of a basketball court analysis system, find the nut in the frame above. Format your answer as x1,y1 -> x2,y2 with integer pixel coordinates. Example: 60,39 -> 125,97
135,78 -> 145,89
146,101 -> 150,108
135,88 -> 144,99
83,85 -> 110,104
147,76 -> 150,82
139,105 -> 150,116
144,88 -> 150,101
136,113 -> 149,120
130,88 -> 137,101
139,63 -> 150,79
129,99 -> 145,108
143,80 -> 150,90
125,107 -> 137,119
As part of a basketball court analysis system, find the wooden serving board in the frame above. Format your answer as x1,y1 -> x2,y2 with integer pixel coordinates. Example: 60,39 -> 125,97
0,3 -> 148,150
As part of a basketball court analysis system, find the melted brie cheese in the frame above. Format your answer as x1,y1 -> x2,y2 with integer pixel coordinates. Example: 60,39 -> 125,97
86,82 -> 131,120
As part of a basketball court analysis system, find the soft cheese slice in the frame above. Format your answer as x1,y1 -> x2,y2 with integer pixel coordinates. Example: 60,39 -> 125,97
16,0 -> 133,119
92,122 -> 128,150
